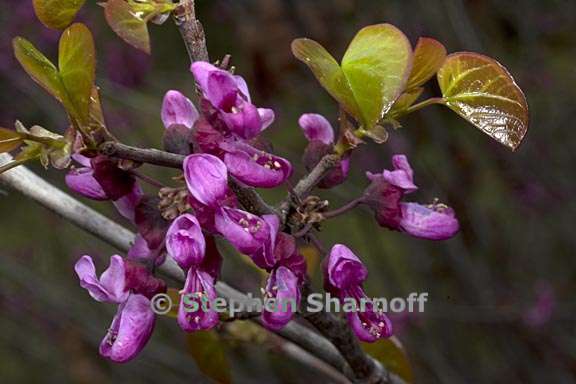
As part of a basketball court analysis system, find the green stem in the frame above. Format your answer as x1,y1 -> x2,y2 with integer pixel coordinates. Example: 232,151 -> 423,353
394,97 -> 445,118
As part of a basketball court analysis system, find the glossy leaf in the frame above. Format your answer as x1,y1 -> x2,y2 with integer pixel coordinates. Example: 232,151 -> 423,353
341,24 -> 413,128
186,331 -> 231,384
32,0 -> 86,30
59,23 -> 96,124
105,0 -> 151,54
13,37 -> 67,105
291,38 -> 361,118
437,52 -> 529,150
0,128 -> 24,154
362,336 -> 413,383
406,37 -> 446,90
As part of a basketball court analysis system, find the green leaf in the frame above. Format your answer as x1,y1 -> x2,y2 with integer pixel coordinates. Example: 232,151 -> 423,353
437,52 -> 529,150
32,0 -> 86,30
362,337 -> 413,383
0,128 -> 24,154
406,37 -> 446,90
292,38 -> 361,118
341,24 -> 413,128
12,37 -> 68,105
105,0 -> 151,54
187,331 -> 232,384
59,23 -> 96,124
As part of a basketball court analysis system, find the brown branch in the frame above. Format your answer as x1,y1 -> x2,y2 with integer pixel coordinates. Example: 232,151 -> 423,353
173,0 -> 209,62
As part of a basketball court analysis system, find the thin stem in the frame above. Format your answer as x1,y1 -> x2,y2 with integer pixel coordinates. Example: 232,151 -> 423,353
391,97 -> 445,119
322,198 -> 364,220
293,222 -> 314,238
129,170 -> 166,189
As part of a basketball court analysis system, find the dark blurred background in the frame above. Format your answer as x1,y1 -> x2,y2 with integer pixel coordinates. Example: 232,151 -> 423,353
1,0 -> 575,383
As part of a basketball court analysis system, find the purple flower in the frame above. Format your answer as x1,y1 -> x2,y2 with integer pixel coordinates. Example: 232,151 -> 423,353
99,294 -> 156,363
221,141 -> 293,188
66,155 -> 142,221
178,268 -> 219,332
299,113 -> 349,189
75,255 -> 129,303
262,266 -> 300,330
325,245 -> 392,342
363,154 -> 458,240
166,214 -> 206,270
398,202 -> 459,240
161,90 -> 199,129
184,154 -> 229,207
65,166 -> 109,200
75,255 -> 164,362
190,62 -> 274,140
299,113 -> 334,145
214,207 -> 271,255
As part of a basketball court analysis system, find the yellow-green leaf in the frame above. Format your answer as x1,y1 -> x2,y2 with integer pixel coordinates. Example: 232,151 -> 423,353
437,52 -> 529,150
33,0 -> 86,30
0,128 -> 24,154
59,23 -> 96,124
13,37 -> 67,105
406,37 -> 446,90
187,331 -> 231,384
105,0 -> 151,54
292,38 -> 361,118
362,336 -> 413,383
390,87 -> 424,114
341,24 -> 412,128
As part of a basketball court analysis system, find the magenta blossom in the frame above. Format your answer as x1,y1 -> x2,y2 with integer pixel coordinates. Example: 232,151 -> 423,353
178,268 -> 219,332
191,61 -> 274,140
75,255 -> 165,362
262,266 -> 300,330
299,113 -> 350,188
66,154 -> 142,221
221,141 -> 293,188
99,294 -> 156,363
325,245 -> 392,342
363,154 -> 459,240
184,153 -> 229,207
214,207 -> 271,255
161,90 -> 199,129
166,213 -> 206,270
247,214 -> 305,330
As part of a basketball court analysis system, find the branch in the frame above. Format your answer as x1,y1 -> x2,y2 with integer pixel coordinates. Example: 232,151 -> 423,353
293,154 -> 341,198
173,0 -> 209,62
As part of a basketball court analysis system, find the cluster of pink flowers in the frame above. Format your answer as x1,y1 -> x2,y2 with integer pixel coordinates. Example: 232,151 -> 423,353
66,62 -> 460,362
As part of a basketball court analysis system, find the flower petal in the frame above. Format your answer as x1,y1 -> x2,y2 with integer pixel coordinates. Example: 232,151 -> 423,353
166,213 -> 206,270
161,90 -> 199,129
258,108 -> 275,131
261,266 -> 300,330
381,154 -> 417,192
65,167 -> 109,200
184,154 -> 229,207
326,244 -> 368,290
345,287 -> 392,342
222,142 -> 292,188
113,183 -> 143,222
298,113 -> 334,145
214,207 -> 270,255
99,294 -> 156,363
100,255 -> 130,303
75,255 -> 111,302
178,269 -> 219,332
399,202 -> 459,240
